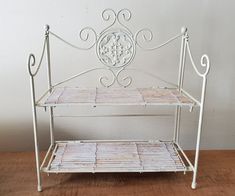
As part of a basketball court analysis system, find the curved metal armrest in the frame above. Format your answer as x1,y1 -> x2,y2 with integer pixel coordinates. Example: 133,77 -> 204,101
186,40 -> 210,78
28,32 -> 48,77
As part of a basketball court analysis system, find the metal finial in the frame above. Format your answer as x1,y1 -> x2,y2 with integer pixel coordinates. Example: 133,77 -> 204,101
45,24 -> 50,36
181,26 -> 187,34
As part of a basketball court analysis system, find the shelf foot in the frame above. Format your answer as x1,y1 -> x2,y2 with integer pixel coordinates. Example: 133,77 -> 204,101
191,182 -> 197,189
37,185 -> 42,192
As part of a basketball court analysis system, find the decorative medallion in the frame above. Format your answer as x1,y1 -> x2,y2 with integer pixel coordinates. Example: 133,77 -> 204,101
96,29 -> 135,68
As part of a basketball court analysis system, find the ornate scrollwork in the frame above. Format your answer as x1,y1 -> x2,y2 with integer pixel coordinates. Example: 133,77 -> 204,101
200,55 -> 210,76
117,9 -> 132,33
135,28 -> 183,51
101,9 -> 117,34
28,53 -> 37,77
36,9 -> 197,88
99,69 -> 116,87
96,29 -> 135,68
49,27 -> 98,50
116,68 -> 132,87
78,27 -> 97,49
99,68 -> 133,88
49,8 -> 183,67
186,41 -> 210,77
117,9 -> 132,23
96,9 -> 135,68
28,38 -> 47,77
135,28 -> 153,49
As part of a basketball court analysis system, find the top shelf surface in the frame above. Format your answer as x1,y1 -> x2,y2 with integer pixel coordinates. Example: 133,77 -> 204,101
38,87 -> 196,107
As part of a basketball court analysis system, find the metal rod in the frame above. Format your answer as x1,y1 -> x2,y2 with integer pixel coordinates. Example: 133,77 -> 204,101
27,39 -> 47,77
181,89 -> 201,106
135,30 -> 184,51
176,31 -> 187,143
179,29 -> 188,90
127,68 -> 178,88
43,169 -> 188,174
37,101 -> 196,107
49,107 -> 54,145
45,25 -> 52,90
53,114 -> 173,118
174,142 -> 195,172
56,139 -> 161,143
45,25 -> 55,146
180,31 -> 210,189
45,25 -> 54,145
173,27 -> 187,142
30,76 -> 42,192
191,76 -> 207,189
35,88 -> 51,105
52,67 -> 106,88
46,143 -> 58,171
40,144 -> 53,170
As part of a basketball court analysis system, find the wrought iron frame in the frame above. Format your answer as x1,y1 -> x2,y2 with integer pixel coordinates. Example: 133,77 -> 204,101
28,9 -> 210,191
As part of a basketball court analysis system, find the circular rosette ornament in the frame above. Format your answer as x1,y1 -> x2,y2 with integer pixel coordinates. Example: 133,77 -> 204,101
96,29 -> 135,68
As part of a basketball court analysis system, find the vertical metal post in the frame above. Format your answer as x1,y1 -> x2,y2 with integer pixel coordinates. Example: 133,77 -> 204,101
45,25 -> 55,146
191,76 -> 207,189
30,76 -> 42,192
173,27 -> 187,143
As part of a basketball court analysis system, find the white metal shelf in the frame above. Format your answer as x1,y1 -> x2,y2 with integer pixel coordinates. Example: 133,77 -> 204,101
36,87 -> 197,108
41,140 -> 192,173
28,8 -> 210,191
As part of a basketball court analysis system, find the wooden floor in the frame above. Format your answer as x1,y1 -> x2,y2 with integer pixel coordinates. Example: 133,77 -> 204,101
0,151 -> 234,196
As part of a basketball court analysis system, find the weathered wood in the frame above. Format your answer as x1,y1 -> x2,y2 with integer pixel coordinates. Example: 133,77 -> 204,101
44,87 -> 194,106
46,141 -> 186,173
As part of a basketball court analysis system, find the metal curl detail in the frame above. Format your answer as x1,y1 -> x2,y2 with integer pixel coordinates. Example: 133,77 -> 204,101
28,38 -> 47,77
99,69 -> 116,87
49,27 -> 98,51
201,55 -> 210,76
186,41 -> 210,77
135,28 -> 153,44
135,28 -> 183,51
78,27 -> 98,49
117,9 -> 132,33
117,9 -> 131,21
101,8 -> 133,34
28,9 -> 209,89
28,54 -> 36,77
116,68 -> 133,87
100,9 -> 117,34
102,8 -> 116,22
51,67 -> 116,88
126,68 -> 178,87
100,68 -> 133,88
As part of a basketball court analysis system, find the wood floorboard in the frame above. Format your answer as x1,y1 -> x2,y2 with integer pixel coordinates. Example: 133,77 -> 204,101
0,151 -> 234,196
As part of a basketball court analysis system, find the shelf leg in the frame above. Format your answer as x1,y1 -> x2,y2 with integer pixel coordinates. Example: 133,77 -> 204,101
191,105 -> 203,190
45,25 -> 55,147
174,28 -> 187,143
191,77 -> 207,190
30,77 -> 42,192
49,107 -> 54,146
173,106 -> 181,143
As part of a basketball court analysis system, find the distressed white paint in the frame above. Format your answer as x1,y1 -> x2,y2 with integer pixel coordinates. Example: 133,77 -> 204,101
0,0 -> 235,152
41,140 -> 188,173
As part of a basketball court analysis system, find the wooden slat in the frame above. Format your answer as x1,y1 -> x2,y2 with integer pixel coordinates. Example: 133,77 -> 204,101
96,88 -> 144,104
44,87 -> 195,106
46,141 -> 187,173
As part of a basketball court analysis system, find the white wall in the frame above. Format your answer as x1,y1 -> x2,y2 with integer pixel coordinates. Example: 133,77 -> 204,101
0,0 -> 235,151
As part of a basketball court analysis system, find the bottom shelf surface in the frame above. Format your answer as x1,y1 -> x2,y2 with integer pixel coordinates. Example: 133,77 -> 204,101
42,140 -> 191,173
